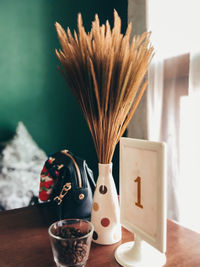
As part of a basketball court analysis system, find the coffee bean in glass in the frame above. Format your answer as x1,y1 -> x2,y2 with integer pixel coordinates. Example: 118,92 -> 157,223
48,219 -> 94,267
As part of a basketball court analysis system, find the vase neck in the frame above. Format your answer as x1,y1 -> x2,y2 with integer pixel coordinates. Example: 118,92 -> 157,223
98,163 -> 113,176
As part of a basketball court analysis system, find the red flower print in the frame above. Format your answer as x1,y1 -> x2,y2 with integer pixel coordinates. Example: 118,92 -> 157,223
39,190 -> 49,201
41,166 -> 47,173
43,180 -> 54,189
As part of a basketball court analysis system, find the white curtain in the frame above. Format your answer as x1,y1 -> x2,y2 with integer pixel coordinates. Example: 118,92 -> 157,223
147,57 -> 181,221
179,50 -> 200,232
146,0 -> 200,230
147,59 -> 164,141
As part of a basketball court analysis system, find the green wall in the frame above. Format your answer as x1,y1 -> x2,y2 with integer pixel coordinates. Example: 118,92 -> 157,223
0,0 -> 127,187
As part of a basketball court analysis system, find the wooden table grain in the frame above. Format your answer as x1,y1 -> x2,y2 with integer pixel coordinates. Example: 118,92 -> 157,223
0,202 -> 200,267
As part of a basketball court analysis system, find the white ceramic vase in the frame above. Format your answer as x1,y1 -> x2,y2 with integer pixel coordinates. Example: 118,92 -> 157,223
91,163 -> 121,245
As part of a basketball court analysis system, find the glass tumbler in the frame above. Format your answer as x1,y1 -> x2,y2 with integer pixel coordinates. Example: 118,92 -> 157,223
48,219 -> 94,267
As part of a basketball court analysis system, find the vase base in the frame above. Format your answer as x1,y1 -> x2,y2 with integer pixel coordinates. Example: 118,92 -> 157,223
92,237 -> 121,245
91,223 -> 122,245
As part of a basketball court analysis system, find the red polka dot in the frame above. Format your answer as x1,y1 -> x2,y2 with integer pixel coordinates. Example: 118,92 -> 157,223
101,218 -> 110,227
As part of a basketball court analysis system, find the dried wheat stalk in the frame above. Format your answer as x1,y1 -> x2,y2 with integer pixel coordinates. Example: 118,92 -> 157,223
55,10 -> 154,164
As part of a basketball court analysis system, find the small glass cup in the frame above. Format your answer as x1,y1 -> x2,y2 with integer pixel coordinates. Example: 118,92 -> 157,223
48,219 -> 94,267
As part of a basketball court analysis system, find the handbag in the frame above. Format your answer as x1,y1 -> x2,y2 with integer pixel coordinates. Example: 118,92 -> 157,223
39,149 -> 96,219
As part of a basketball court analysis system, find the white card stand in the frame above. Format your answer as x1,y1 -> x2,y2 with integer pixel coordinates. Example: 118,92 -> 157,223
115,234 -> 166,267
116,138 -> 167,267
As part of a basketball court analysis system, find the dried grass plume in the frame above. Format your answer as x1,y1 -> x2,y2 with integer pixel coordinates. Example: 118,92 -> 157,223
55,10 -> 154,163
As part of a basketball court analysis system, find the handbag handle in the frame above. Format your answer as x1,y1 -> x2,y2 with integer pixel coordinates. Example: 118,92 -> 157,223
61,150 -> 82,188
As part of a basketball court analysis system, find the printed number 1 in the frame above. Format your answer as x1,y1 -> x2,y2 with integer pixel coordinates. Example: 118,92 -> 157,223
134,176 -> 143,208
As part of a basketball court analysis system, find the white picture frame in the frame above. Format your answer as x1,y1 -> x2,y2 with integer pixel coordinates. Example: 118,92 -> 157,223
120,137 -> 167,253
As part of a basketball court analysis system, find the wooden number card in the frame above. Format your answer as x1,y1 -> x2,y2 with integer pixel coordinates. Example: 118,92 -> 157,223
119,137 -> 167,253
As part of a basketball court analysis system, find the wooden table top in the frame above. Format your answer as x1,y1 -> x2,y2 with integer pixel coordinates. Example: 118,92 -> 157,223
0,202 -> 200,267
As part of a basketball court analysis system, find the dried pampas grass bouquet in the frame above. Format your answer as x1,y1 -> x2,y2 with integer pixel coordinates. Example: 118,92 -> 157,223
55,10 -> 153,164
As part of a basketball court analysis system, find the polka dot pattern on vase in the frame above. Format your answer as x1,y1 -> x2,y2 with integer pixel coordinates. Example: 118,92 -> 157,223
99,185 -> 107,194
101,217 -> 110,227
93,202 -> 99,211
